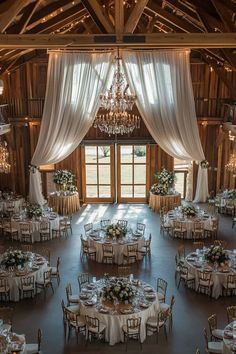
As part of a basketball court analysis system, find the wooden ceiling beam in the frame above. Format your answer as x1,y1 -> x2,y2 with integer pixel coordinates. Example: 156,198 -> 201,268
0,33 -> 235,49
0,0 -> 32,33
147,1 -> 202,33
144,9 -> 184,33
164,0 -> 200,22
115,0 -> 124,41
81,0 -> 114,33
210,0 -> 236,32
124,0 -> 149,33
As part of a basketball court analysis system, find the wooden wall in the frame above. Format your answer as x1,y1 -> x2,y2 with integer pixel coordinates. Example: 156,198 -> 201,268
1,54 -> 236,199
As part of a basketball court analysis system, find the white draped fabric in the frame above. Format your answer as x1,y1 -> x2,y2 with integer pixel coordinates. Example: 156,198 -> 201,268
122,50 -> 208,202
29,52 -> 112,205
193,167 -> 209,203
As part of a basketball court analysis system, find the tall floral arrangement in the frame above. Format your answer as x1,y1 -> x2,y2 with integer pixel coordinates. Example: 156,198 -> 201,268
182,204 -> 197,217
1,250 -> 29,268
26,204 -> 42,219
205,245 -> 229,266
106,223 -> 126,237
103,277 -> 136,303
53,169 -> 77,192
150,168 -> 176,195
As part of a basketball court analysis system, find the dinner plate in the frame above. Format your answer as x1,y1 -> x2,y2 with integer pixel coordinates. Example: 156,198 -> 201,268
140,303 -> 149,308
224,330 -> 233,339
143,286 -> 153,292
84,300 -> 95,306
145,293 -> 156,299
120,309 -> 133,314
99,308 -> 109,314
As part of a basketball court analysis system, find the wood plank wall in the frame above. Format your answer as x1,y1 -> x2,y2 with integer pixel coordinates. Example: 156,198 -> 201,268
1,55 -> 236,199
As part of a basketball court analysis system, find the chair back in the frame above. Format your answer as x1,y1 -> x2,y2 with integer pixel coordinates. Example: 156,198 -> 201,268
84,223 -> 93,235
117,266 -> 131,277
0,278 -> 8,291
81,237 -> 89,251
126,317 -> 141,334
66,283 -> 72,299
213,240 -> 227,248
193,241 -> 204,249
21,244 -> 33,252
43,270 -> 51,283
78,272 -> 90,291
203,328 -> 209,350
173,220 -> 181,229
85,315 -> 100,331
100,219 -> 111,228
102,243 -> 113,254
157,278 -> 167,296
136,222 -> 145,235
21,275 -> 34,288
227,305 -> 236,323
177,244 -> 185,258
40,220 -> 50,232
208,314 -> 217,334
198,271 -> 212,285
127,243 -> 138,255
56,257 -> 61,271
193,222 -> 204,231
20,222 -> 32,234
117,219 -> 128,229
226,274 -> 236,287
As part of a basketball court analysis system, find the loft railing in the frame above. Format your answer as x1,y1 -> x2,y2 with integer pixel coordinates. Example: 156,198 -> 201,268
3,97 -> 228,119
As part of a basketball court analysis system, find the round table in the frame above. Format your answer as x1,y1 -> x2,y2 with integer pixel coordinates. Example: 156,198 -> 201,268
11,214 -> 59,243
48,192 -> 80,215
149,192 -> 181,213
165,210 -> 214,239
223,321 -> 236,354
0,197 -> 24,213
185,249 -> 236,299
88,227 -> 145,264
0,332 -> 26,354
0,252 -> 48,301
79,278 -> 159,345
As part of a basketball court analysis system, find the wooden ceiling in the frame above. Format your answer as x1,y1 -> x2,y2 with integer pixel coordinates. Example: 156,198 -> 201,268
0,0 -> 236,75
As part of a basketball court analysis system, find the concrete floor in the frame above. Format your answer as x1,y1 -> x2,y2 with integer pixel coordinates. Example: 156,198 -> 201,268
3,203 -> 236,354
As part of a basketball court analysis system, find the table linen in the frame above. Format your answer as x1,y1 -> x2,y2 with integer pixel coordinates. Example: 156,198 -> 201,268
149,192 -> 181,213
48,192 -> 80,215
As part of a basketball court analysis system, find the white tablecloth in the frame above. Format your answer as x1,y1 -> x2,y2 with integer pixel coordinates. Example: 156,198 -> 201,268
0,331 -> 26,353
80,280 -> 159,345
223,322 -> 236,354
87,228 -> 145,264
0,198 -> 24,213
185,250 -> 236,299
11,217 -> 60,243
0,253 -> 48,301
166,213 -> 214,239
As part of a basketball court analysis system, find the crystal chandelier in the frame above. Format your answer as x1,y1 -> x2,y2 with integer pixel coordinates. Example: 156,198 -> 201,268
0,139 -> 10,173
93,51 -> 140,135
226,152 -> 236,177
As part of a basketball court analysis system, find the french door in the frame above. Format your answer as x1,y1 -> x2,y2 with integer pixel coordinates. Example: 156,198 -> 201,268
82,144 -> 148,203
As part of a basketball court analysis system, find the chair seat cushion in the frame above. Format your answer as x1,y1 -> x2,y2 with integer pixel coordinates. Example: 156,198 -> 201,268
88,247 -> 96,254
88,322 -> 106,334
25,343 -> 38,354
0,286 -> 9,293
50,266 -> 57,274
22,284 -> 34,291
36,279 -> 50,286
146,316 -> 164,328
69,316 -> 85,328
69,295 -> 80,303
139,247 -> 147,254
223,282 -> 236,289
123,251 -> 137,257
208,340 -> 223,353
157,292 -> 165,301
66,304 -> 80,313
199,279 -> 213,286
160,303 -> 170,313
122,324 -> 140,334
4,227 -> 18,233
181,273 -> 195,280
212,329 -> 224,339
103,252 -> 113,257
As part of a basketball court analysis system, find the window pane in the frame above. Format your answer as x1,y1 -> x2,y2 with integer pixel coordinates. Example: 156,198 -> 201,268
175,172 -> 185,197
120,146 -> 133,163
86,185 -> 98,198
121,185 -> 133,198
86,165 -> 97,184
99,185 -> 111,198
85,146 -> 97,163
121,165 -> 132,184
134,165 -> 146,184
98,146 -> 110,163
134,146 -> 146,163
99,165 -> 110,184
134,185 -> 146,198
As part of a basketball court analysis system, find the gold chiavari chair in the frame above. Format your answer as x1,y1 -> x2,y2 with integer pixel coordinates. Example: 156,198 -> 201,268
20,222 -> 33,243
197,271 -> 213,296
192,221 -> 204,241
203,328 -> 223,354
102,243 -> 114,264
227,305 -> 236,323
156,278 -> 168,303
123,243 -> 138,264
173,220 -> 187,239
77,272 -> 90,291
122,317 -> 142,350
85,315 -> 106,345
146,310 -> 168,344
207,314 -> 224,341
222,274 -> 236,296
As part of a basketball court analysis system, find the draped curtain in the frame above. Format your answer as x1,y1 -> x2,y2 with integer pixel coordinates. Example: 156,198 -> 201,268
122,49 -> 208,202
29,51 -> 112,205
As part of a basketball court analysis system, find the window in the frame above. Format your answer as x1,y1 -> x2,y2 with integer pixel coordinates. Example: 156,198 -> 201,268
174,158 -> 190,198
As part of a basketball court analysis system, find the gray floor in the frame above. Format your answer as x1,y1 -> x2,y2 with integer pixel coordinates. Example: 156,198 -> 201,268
3,203 -> 236,354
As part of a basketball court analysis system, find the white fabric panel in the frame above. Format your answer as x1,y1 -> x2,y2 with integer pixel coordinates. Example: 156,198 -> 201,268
29,52 -> 112,204
122,49 -> 208,202
193,167 -> 209,203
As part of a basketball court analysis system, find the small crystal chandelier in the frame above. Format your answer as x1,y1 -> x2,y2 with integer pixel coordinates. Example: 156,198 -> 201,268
226,152 -> 236,177
93,50 -> 140,136
0,139 -> 10,173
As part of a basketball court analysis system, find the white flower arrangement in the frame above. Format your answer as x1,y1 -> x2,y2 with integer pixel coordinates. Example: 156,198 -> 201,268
103,277 -> 136,303
205,245 -> 229,265
150,168 -> 176,196
26,204 -> 42,219
53,169 -> 74,185
106,223 -> 126,237
182,204 -> 197,217
200,160 -> 209,169
1,249 -> 29,268
222,189 -> 236,199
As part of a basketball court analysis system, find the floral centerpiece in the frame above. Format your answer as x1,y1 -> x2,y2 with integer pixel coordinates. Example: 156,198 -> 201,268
200,160 -> 209,169
182,204 -> 197,217
106,223 -> 126,237
1,250 -> 29,269
103,277 -> 136,303
53,169 -> 77,193
205,245 -> 229,266
150,168 -> 176,196
26,204 -> 42,219
222,189 -> 236,199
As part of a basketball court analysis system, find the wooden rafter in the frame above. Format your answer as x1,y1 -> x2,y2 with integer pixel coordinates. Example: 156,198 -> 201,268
144,8 -> 183,33
81,0 -> 114,33
0,0 -> 32,33
210,0 -> 235,32
0,33 -> 235,49
115,0 -> 124,41
7,0 -> 42,35
147,1 -> 202,33
124,0 -> 149,33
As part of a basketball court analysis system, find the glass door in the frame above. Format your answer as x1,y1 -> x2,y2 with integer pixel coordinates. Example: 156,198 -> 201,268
83,145 -> 114,202
117,145 -> 147,202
